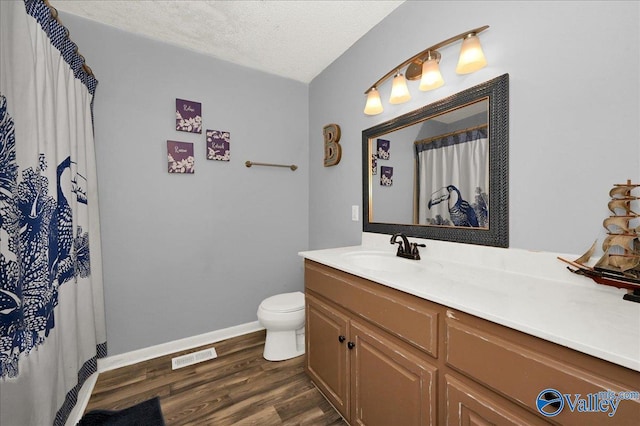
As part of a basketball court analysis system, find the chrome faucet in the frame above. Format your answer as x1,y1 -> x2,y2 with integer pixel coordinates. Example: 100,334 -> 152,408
390,233 -> 426,260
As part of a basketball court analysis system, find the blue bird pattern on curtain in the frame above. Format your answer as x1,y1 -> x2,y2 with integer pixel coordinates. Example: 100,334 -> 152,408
0,94 -> 91,378
427,184 -> 489,228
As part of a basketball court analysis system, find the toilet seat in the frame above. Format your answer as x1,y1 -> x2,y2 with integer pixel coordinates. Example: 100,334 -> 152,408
260,291 -> 304,313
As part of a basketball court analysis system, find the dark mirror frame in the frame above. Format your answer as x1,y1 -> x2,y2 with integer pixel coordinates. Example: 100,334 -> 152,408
362,73 -> 509,248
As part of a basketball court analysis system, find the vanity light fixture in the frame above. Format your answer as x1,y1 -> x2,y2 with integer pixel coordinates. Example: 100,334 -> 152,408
363,25 -> 489,115
364,87 -> 384,115
418,51 -> 444,91
456,33 -> 487,74
389,71 -> 411,104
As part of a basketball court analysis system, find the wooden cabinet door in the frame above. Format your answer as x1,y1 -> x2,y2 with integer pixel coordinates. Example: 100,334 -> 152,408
305,293 -> 350,419
350,320 -> 437,426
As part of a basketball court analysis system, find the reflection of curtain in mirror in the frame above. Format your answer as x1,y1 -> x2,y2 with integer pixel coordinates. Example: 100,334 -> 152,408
416,127 -> 489,228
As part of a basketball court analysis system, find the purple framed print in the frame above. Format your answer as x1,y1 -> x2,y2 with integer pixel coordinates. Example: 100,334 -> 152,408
371,154 -> 377,175
381,166 -> 393,186
377,138 -> 390,160
206,129 -> 231,161
167,140 -> 195,174
176,98 -> 202,134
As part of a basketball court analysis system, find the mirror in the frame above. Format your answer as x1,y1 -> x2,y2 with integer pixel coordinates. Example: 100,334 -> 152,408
362,74 -> 509,247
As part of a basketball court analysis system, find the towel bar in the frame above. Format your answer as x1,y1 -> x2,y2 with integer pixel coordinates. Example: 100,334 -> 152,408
245,161 -> 297,171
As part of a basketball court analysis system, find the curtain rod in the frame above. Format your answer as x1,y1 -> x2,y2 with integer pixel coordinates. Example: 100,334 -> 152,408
414,123 -> 487,146
43,0 -> 94,77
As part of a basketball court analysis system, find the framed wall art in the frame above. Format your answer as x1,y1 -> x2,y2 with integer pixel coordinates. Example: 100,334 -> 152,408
206,129 -> 230,161
175,98 -> 202,134
167,140 -> 195,174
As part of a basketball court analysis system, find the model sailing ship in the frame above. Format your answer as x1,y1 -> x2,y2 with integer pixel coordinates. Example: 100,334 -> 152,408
558,180 -> 640,303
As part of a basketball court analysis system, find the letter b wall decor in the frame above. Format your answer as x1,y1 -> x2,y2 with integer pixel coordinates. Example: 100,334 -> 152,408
323,123 -> 342,167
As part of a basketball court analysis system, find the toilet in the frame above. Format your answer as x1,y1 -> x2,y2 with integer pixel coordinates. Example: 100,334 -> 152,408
257,291 -> 306,361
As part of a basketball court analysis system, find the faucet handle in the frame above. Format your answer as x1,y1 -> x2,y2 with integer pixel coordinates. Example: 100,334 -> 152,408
410,242 -> 426,259
410,242 -> 426,254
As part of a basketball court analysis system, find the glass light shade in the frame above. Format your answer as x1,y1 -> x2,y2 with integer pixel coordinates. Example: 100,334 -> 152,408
419,58 -> 444,91
389,72 -> 411,104
364,88 -> 383,115
456,34 -> 487,74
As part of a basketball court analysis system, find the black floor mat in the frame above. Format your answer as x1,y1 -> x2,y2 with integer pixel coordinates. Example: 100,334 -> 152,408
78,397 -> 165,426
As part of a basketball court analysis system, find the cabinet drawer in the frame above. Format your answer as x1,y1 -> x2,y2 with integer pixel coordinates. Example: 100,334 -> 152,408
445,374 -> 549,425
305,260 -> 439,358
445,311 -> 640,425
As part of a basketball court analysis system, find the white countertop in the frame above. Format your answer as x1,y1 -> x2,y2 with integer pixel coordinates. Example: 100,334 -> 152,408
299,233 -> 640,372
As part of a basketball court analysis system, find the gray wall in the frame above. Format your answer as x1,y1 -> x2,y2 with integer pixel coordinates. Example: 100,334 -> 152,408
61,13 -> 309,355
61,1 -> 639,355
309,1 -> 640,254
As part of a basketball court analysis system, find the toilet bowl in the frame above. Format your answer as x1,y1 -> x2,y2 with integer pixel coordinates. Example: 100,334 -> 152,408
257,291 -> 305,361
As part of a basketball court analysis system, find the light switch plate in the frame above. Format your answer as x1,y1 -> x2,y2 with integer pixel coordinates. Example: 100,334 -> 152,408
352,205 -> 359,221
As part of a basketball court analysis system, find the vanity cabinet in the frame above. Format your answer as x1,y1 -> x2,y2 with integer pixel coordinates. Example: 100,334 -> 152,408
305,263 -> 437,425
444,308 -> 640,425
304,260 -> 640,425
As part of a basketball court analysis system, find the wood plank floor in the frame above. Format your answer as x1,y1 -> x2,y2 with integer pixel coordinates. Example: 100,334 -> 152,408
85,330 -> 347,425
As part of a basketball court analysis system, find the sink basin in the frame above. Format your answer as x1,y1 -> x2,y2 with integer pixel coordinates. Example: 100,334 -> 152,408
341,250 -> 425,274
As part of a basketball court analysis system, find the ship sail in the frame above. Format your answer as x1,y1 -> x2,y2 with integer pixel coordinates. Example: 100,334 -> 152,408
602,234 -> 639,252
574,240 -> 597,264
609,255 -> 640,272
607,198 -> 639,215
595,248 -> 640,273
609,184 -> 639,198
603,216 -> 640,234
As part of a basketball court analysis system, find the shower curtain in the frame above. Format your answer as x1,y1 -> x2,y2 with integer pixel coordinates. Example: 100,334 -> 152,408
0,1 -> 106,425
416,127 -> 489,227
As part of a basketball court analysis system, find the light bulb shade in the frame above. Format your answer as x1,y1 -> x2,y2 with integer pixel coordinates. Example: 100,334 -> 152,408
389,72 -> 411,104
419,57 -> 444,91
364,88 -> 383,115
456,34 -> 487,74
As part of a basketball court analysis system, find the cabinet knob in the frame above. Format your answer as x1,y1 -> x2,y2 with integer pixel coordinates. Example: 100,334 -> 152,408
348,341 -> 355,350
338,335 -> 346,343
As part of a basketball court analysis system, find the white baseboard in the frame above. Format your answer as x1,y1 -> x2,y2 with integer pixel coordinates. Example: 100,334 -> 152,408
98,321 -> 264,372
67,321 -> 264,425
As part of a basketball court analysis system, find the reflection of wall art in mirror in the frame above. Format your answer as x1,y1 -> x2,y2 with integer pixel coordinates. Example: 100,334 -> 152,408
206,129 -> 230,161
176,98 -> 202,134
167,140 -> 194,174
362,73 -> 509,248
377,138 -> 390,160
381,166 -> 393,186
371,155 -> 377,175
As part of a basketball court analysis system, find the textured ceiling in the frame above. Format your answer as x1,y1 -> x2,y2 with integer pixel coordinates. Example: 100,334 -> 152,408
51,0 -> 405,83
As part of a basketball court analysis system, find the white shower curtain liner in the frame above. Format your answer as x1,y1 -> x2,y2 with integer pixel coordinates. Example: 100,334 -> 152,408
0,1 -> 106,425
